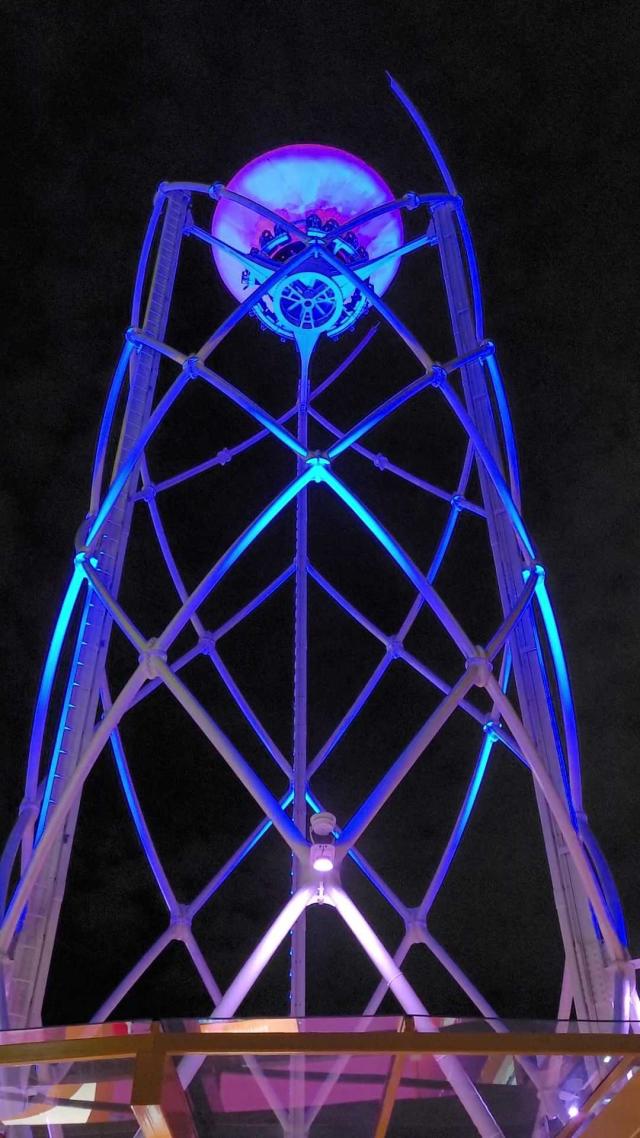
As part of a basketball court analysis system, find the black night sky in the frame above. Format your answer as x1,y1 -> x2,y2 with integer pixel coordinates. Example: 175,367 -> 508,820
2,0 -> 640,1030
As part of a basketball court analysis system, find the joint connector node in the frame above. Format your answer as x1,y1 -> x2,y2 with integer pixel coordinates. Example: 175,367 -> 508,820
522,562 -> 545,584
306,452 -> 330,482
403,191 -> 421,211
139,484 -> 157,503
74,550 -> 99,571
404,912 -> 427,945
18,797 -> 38,818
156,182 -> 169,198
139,639 -> 168,679
465,648 -> 493,688
481,339 -> 496,357
430,365 -> 447,388
387,637 -> 403,660
450,493 -> 464,513
216,447 -> 232,466
184,355 -> 202,380
373,452 -> 389,471
199,632 -> 217,657
482,719 -> 499,743
170,905 -> 191,943
125,327 -> 142,349
208,182 -> 225,200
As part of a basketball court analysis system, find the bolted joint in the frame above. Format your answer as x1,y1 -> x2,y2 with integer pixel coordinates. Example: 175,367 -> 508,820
138,639 -> 168,679
465,647 -> 493,688
404,910 -> 427,945
74,518 -> 99,570
450,493 -> 464,513
170,905 -> 191,943
522,561 -> 545,585
480,338 -> 496,358
139,483 -> 157,503
184,355 -> 202,380
482,719 -> 499,743
198,631 -> 217,657
403,191 -> 421,211
429,364 -> 448,388
208,182 -> 225,200
306,452 -> 330,482
216,447 -> 232,466
373,452 -> 389,471
18,797 -> 38,819
125,326 -> 143,351
387,636 -> 403,660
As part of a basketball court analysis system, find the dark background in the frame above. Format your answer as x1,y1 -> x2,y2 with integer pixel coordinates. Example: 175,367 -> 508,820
2,0 -> 639,1026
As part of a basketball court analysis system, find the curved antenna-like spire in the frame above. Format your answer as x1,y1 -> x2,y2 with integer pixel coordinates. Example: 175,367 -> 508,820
386,72 -> 458,195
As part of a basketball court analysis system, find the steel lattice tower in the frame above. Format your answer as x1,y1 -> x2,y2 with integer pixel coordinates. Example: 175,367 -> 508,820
0,78 -> 635,1136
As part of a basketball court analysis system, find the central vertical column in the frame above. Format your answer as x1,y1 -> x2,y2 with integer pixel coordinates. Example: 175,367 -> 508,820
291,339 -> 311,1017
289,335 -> 312,1137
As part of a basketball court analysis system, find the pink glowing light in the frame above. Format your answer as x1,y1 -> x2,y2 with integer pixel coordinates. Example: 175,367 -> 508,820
211,143 -> 403,304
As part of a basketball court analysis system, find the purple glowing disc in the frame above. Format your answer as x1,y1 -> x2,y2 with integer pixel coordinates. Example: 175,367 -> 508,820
211,144 -> 403,320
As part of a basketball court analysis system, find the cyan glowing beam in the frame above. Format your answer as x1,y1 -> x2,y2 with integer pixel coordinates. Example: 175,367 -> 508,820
29,566 -> 85,823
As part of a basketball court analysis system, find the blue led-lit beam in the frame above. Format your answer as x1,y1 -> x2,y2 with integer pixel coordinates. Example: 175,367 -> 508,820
326,371 -> 437,461
485,569 -> 539,661
187,789 -> 294,921
387,73 -> 457,195
318,246 -> 434,374
101,679 -> 177,914
387,76 -> 485,341
211,563 -> 295,643
156,467 -> 316,655
86,366 -> 191,548
319,468 -> 475,659
197,245 -> 314,363
207,645 -> 293,779
131,189 -> 169,327
307,564 -> 487,725
0,665 -> 147,953
140,456 -> 207,640
184,221 -> 275,281
129,329 -> 307,461
150,656 -> 305,858
336,669 -> 476,854
485,352 -> 521,508
209,183 -> 311,244
193,358 -> 307,459
308,405 -> 459,509
485,674 -> 627,966
126,567 -> 296,714
143,326 -> 379,499
437,378 -> 536,560
90,337 -> 136,514
79,561 -> 147,654
350,231 -> 437,277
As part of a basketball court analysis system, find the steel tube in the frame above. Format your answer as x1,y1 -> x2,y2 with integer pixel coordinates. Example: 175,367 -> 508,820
338,670 -> 476,852
155,659 -> 306,857
0,666 -> 146,951
328,886 -> 505,1138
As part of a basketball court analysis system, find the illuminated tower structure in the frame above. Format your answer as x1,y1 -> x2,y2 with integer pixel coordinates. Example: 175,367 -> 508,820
0,77 -> 635,1135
